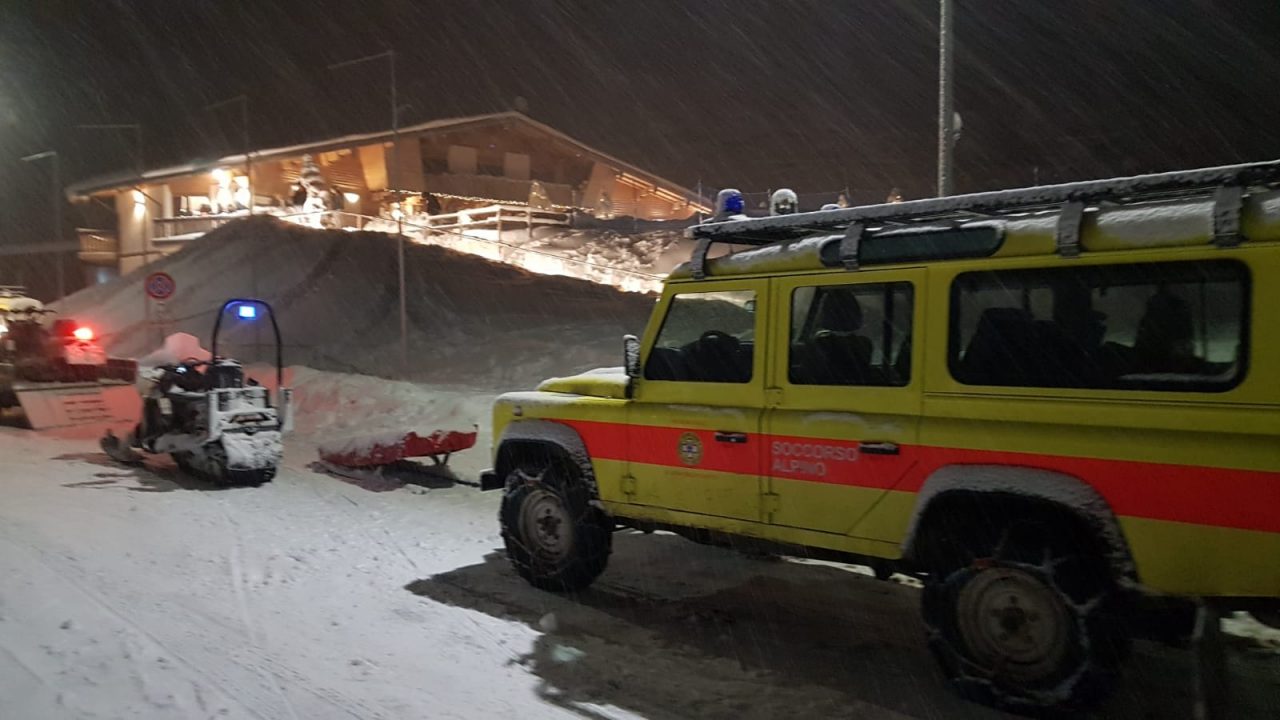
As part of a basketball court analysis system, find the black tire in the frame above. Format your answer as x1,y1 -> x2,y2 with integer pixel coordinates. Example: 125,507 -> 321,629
499,452 -> 611,592
921,520 -> 1129,715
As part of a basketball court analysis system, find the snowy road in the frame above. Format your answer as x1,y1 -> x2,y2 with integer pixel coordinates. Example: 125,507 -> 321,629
1,426 -> 1277,720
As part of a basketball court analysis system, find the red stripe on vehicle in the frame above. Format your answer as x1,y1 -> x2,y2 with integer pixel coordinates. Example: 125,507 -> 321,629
571,419 -> 758,477
554,419 -> 1280,534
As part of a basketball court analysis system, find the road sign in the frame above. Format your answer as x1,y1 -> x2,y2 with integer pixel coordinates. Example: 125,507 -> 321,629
144,271 -> 176,301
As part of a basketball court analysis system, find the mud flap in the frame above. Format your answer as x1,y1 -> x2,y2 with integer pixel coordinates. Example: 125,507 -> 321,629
15,383 -> 140,430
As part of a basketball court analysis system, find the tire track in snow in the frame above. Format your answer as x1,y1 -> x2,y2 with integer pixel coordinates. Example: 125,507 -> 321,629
0,527 -> 270,720
213,491 -> 397,720
221,502 -> 302,720
0,520 -> 393,720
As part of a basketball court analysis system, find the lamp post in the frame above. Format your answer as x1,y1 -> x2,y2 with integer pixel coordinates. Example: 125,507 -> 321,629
329,49 -> 407,374
208,95 -> 258,359
206,94 -> 252,214
937,0 -> 955,197
19,150 -> 64,299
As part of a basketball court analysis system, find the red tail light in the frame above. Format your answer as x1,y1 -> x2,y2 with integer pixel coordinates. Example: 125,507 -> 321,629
73,326 -> 94,342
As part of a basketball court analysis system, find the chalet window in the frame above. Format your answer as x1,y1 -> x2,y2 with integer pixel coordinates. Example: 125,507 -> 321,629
503,152 -> 531,181
446,145 -> 477,175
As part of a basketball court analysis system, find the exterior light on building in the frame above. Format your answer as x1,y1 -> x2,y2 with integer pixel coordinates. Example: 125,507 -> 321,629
132,189 -> 147,219
343,192 -> 360,204
391,203 -> 403,221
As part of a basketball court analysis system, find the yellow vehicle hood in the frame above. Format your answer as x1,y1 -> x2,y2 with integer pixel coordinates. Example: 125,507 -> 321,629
536,367 -> 630,399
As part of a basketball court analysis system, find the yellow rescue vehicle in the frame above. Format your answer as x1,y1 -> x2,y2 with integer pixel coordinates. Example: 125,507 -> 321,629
481,161 -> 1280,713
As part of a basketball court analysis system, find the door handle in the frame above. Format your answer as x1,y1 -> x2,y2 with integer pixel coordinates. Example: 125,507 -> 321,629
859,441 -> 899,456
714,431 -> 749,444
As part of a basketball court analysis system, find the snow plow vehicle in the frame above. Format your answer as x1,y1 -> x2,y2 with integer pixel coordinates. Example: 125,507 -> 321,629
101,299 -> 292,485
482,161 -> 1280,714
0,286 -> 138,429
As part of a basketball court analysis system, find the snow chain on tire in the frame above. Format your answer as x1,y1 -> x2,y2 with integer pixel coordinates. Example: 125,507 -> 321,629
921,520 -> 1129,715
499,452 -> 612,592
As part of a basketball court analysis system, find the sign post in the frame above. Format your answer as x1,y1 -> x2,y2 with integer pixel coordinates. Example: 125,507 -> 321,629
144,271 -> 176,349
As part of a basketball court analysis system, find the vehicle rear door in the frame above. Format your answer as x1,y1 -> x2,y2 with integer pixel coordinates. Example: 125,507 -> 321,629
764,269 -> 924,536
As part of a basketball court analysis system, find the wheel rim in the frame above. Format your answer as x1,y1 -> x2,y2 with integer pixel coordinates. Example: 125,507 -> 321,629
519,488 -> 573,563
955,566 -> 1071,682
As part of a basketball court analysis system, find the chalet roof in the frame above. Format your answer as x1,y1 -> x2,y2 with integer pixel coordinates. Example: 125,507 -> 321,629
66,111 -> 705,207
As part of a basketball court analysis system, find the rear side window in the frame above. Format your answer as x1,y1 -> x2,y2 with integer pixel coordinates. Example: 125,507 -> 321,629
644,290 -> 755,383
949,260 -> 1248,392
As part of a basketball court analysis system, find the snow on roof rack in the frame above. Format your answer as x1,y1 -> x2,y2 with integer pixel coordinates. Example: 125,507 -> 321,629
684,159 -> 1280,279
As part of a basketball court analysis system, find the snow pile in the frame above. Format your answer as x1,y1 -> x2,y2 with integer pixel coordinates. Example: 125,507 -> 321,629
55,217 -> 656,390
287,366 -> 497,473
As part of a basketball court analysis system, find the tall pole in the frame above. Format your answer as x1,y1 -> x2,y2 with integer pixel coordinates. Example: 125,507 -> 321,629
330,50 -> 406,374
52,153 -> 64,299
391,51 -> 407,375
241,96 -> 251,215
20,151 -> 64,299
206,95 -> 251,214
937,0 -> 955,197
211,95 -> 255,358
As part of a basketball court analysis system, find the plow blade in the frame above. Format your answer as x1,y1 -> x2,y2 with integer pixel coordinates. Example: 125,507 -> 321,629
14,382 -> 140,430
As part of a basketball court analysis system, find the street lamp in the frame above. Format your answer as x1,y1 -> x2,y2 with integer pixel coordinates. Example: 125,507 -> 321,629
19,150 -> 64,299
329,49 -> 408,374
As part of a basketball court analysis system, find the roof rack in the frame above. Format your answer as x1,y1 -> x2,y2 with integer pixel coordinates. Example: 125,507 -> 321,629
685,159 -> 1280,279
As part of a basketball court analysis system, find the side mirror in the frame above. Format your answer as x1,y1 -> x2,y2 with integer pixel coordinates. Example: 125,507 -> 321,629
623,334 -> 641,378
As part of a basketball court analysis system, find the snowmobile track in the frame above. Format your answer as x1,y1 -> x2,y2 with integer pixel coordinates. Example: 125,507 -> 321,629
0,516 -> 395,720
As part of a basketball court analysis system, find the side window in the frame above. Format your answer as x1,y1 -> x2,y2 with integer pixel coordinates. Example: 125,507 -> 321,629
644,290 -> 755,383
950,260 -> 1248,391
789,282 -> 913,387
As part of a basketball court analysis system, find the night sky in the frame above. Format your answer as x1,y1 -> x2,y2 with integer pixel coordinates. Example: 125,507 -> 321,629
3,0 -> 1280,251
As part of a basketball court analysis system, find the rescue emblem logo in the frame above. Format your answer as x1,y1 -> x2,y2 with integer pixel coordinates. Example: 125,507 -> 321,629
677,432 -> 703,466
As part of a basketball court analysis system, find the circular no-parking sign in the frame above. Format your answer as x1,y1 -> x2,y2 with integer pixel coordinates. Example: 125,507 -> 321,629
145,271 -> 176,301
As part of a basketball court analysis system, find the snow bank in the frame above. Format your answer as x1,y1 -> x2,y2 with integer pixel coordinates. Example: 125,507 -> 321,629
55,217 -> 656,390
286,366 -> 497,472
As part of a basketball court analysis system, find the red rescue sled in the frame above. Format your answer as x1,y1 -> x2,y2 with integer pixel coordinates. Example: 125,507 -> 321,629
317,427 -> 478,468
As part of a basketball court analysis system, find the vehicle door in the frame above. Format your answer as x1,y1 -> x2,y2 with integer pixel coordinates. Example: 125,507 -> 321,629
764,269 -> 924,536
628,279 -> 767,521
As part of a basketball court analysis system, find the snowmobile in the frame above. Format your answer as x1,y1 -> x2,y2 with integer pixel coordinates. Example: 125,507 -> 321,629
1,286 -> 138,429
101,299 -> 293,485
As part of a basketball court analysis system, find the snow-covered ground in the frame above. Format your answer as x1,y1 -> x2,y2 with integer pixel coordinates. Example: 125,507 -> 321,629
2,369 -> 1278,720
